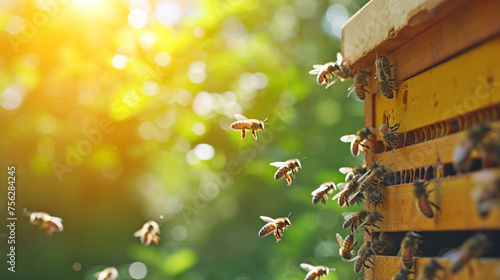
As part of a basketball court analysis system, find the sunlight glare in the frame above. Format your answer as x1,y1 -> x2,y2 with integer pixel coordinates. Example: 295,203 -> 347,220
155,1 -> 182,26
129,9 -> 149,28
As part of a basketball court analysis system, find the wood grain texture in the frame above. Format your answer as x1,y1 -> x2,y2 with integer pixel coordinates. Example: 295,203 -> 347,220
366,256 -> 500,280
369,167 -> 500,233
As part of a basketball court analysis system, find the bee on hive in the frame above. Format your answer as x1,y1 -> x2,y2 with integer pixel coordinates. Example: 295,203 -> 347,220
270,157 -> 304,186
230,114 -> 268,140
94,267 -> 118,280
258,214 -> 293,243
311,181 -> 337,205
443,232 -> 492,274
391,268 -> 413,280
374,56 -> 397,99
379,119 -> 401,150
340,127 -> 374,157
413,179 -> 440,218
348,69 -> 371,100
300,263 -> 335,280
471,170 -> 500,218
333,175 -> 363,208
398,229 -> 423,269
354,241 -> 375,274
27,210 -> 64,235
134,220 -> 160,246
371,232 -> 397,255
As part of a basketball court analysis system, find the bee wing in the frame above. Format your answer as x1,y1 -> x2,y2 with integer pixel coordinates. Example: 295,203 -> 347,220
453,141 -> 474,165
234,114 -> 249,121
347,83 -> 356,97
260,216 -> 275,223
311,185 -> 329,196
300,263 -> 315,271
339,167 -> 353,174
349,254 -> 361,262
48,217 -> 64,232
336,52 -> 344,64
342,211 -> 361,220
309,65 -> 324,74
269,162 -> 285,167
133,229 -> 143,237
321,181 -> 337,192
336,233 -> 344,248
340,134 -> 356,143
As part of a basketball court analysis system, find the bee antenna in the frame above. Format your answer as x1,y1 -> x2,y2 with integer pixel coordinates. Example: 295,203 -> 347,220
287,213 -> 296,219
262,118 -> 269,123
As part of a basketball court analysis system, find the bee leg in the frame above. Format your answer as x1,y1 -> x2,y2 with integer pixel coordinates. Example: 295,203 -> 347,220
240,129 -> 246,140
252,129 -> 258,140
321,196 -> 326,205
429,201 -> 441,212
285,173 -> 292,186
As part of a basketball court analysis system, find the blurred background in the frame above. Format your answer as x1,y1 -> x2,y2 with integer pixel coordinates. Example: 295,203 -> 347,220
0,0 -> 369,279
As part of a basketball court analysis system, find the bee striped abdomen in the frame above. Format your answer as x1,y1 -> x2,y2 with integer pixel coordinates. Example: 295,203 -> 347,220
230,121 -> 250,130
417,198 -> 434,218
354,258 -> 363,273
402,249 -> 414,269
274,168 -> 287,180
258,223 -> 276,237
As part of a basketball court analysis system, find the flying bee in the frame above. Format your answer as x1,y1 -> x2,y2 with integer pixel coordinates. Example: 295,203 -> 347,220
258,214 -> 293,243
472,171 -> 500,218
379,119 -> 401,150
337,233 -> 359,261
374,56 -> 397,99
341,127 -> 375,156
398,229 -> 423,269
354,242 -> 375,274
413,180 -> 440,218
300,263 -> 335,280
416,259 -> 445,280
453,122 -> 492,172
27,211 -> 64,235
270,157 -> 305,186
134,220 -> 160,246
309,53 -> 353,89
311,181 -> 338,205
94,267 -> 118,280
348,69 -> 371,100
443,232 -> 492,274
230,114 -> 268,140
392,268 -> 413,280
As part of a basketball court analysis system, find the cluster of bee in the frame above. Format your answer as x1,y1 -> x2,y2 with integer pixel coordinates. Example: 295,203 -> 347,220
309,53 -> 397,101
24,206 -> 161,279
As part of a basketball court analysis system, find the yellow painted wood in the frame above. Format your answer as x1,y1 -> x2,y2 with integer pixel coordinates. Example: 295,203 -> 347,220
372,36 -> 500,137
370,167 -> 500,233
367,256 -> 500,280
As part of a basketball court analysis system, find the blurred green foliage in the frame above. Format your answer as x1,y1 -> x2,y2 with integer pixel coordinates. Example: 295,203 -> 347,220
0,0 -> 369,279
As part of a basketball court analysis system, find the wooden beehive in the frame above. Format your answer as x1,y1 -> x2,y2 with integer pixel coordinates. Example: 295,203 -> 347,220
341,0 -> 500,278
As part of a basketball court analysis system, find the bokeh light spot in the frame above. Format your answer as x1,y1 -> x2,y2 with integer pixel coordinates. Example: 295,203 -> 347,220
154,51 -> 171,67
72,262 -> 81,271
112,54 -> 128,69
176,89 -> 192,105
101,160 -> 123,180
1,84 -> 25,110
36,115 -> 57,135
192,92 -> 214,116
139,121 -> 158,140
128,9 -> 149,28
193,144 -> 215,160
129,262 -> 147,279
193,26 -> 205,38
144,81 -> 159,96
6,15 -> 24,35
192,122 -> 206,135
166,195 -> 184,214
322,4 -> 348,39
171,225 -> 188,241
155,1 -> 182,26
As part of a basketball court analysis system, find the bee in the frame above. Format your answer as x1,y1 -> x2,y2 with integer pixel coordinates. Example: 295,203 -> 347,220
416,259 -> 445,280
374,56 -> 397,99
270,157 -> 304,186
348,69 -> 371,100
337,233 -> 359,261
339,166 -> 367,182
444,232 -> 492,274
366,188 -> 385,210
379,119 -> 401,150
134,220 -> 160,246
311,181 -> 337,205
453,122 -> 492,172
94,267 -> 118,280
258,214 -> 293,243
371,232 -> 396,255
340,127 -> 374,157
472,171 -> 500,218
413,180 -> 440,218
28,211 -> 64,235
300,263 -> 335,280
358,162 -> 393,190
333,175 -> 362,208
392,268 -> 413,280
398,229 -> 423,269
342,210 -> 367,233
309,53 -> 353,89
230,114 -> 267,140
356,210 -> 385,232
354,241 -> 375,274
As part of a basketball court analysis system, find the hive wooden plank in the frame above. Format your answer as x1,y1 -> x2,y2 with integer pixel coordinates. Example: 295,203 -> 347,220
369,167 -> 500,233
341,0 -> 467,68
367,256 -> 500,280
372,36 -> 500,136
